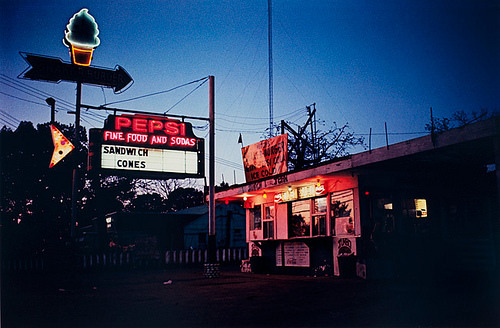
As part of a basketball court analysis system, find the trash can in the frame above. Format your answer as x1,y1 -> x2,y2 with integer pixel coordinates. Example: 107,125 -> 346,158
337,255 -> 356,278
250,256 -> 270,274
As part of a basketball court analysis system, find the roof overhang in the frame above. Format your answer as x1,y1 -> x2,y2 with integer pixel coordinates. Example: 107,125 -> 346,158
215,117 -> 499,203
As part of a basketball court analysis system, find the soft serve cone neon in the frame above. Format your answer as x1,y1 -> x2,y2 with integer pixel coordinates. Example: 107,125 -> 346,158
63,9 -> 100,66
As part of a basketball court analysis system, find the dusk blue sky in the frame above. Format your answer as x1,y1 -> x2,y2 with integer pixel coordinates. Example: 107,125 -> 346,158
1,0 -> 498,185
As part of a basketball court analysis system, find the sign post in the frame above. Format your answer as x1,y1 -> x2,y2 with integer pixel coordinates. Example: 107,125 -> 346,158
205,75 -> 218,277
69,82 -> 82,238
19,9 -> 133,239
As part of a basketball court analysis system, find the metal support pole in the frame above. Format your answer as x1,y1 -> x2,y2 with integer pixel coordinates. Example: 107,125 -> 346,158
71,82 -> 82,239
268,0 -> 273,138
369,128 -> 372,153
209,75 -> 215,246
205,75 -> 219,277
430,107 -> 436,146
385,122 -> 389,150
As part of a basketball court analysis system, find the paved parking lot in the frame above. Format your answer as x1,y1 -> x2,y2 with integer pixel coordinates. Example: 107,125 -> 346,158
2,266 -> 498,327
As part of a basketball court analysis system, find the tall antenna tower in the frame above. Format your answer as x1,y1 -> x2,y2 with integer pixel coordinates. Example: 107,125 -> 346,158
268,0 -> 273,137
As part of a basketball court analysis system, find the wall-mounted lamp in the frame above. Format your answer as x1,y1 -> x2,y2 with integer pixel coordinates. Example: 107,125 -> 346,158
243,196 -> 247,201
45,97 -> 56,123
317,179 -> 321,187
263,192 -> 267,199
288,186 -> 292,192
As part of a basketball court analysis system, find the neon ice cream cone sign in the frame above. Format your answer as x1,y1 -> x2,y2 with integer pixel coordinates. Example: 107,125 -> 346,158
63,9 -> 100,66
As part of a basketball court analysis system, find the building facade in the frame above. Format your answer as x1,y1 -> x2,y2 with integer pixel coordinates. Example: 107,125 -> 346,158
215,118 -> 500,278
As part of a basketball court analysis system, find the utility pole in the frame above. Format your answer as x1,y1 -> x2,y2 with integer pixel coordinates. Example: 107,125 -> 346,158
281,105 -> 318,169
205,75 -> 219,278
71,81 -> 82,239
385,122 -> 389,150
307,104 -> 317,161
268,0 -> 273,138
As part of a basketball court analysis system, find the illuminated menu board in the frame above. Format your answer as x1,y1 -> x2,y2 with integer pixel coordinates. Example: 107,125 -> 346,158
276,242 -> 310,267
89,114 -> 204,179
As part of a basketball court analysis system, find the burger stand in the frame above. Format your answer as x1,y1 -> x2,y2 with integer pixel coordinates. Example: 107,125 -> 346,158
216,163 -> 360,276
215,134 -> 362,277
215,118 -> 500,278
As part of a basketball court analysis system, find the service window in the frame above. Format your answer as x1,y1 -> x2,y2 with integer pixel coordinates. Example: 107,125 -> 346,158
288,199 -> 311,238
312,197 -> 327,236
414,199 -> 428,218
249,205 -> 262,230
263,204 -> 275,239
403,198 -> 430,235
331,189 -> 355,236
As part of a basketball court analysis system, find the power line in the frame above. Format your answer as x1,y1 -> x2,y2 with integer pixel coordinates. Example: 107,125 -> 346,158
217,21 -> 266,91
0,91 -> 46,107
276,20 -> 348,123
216,127 -> 264,134
0,109 -> 21,123
0,80 -> 48,102
224,62 -> 267,113
103,76 -> 210,106
80,111 -> 106,124
83,109 -> 108,120
204,153 -> 242,170
0,111 -> 21,130
80,116 -> 96,128
218,106 -> 306,121
355,132 -> 428,136
0,74 -> 74,108
217,116 -> 269,127
164,78 -> 208,114
0,75 -> 80,117
0,118 -> 17,130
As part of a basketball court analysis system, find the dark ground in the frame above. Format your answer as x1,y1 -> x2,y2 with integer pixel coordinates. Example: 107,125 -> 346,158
2,265 -> 499,328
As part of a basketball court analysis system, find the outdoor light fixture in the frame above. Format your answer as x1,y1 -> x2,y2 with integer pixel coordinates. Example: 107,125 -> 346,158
317,179 -> 321,187
46,97 -> 56,122
288,186 -> 292,192
263,192 -> 267,199
243,196 -> 247,201
45,97 -> 55,106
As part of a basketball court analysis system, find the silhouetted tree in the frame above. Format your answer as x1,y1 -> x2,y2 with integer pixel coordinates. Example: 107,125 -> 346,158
164,187 -> 204,212
80,175 -> 137,225
1,119 -> 215,260
215,181 -> 230,192
266,119 -> 364,171
126,192 -> 167,212
0,121 -> 86,257
426,109 -> 497,133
